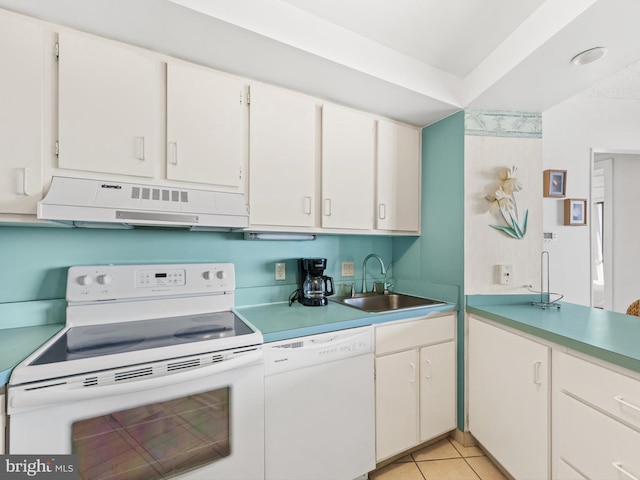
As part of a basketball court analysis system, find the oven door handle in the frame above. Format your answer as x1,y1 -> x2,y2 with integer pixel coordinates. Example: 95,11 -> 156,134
10,349 -> 263,411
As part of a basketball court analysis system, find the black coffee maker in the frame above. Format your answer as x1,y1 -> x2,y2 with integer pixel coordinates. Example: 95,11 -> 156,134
294,258 -> 335,306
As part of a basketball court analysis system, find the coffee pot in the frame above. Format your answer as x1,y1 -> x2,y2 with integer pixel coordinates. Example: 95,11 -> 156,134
295,258 -> 335,306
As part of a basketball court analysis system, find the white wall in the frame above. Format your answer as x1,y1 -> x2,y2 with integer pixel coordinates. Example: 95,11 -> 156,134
464,134 -> 543,294
542,95 -> 640,306
610,155 -> 640,312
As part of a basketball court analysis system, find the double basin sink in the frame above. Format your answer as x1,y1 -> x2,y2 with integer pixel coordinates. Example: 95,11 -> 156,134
330,292 -> 445,313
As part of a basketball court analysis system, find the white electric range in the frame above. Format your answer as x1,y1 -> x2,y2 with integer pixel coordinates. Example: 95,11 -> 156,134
8,263 -> 264,480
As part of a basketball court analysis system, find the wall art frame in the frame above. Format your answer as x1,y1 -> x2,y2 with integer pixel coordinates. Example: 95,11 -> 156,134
543,169 -> 567,197
564,198 -> 587,226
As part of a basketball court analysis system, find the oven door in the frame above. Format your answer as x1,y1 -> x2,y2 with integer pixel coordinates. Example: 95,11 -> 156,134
7,348 -> 263,480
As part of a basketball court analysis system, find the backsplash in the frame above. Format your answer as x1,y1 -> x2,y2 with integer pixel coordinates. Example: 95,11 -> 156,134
0,226 -> 393,327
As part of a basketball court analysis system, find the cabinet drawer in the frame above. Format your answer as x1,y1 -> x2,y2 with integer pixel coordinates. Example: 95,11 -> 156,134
557,392 -> 640,480
555,459 -> 587,480
375,314 -> 454,354
556,352 -> 640,430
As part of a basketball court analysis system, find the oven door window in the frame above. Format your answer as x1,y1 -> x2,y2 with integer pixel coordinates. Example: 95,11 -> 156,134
72,387 -> 230,480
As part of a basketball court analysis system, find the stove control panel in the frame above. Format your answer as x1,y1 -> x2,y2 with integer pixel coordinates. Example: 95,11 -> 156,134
67,263 -> 235,302
135,268 -> 186,287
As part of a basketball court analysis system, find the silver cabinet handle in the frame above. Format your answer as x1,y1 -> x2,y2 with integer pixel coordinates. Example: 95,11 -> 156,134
135,136 -> 145,160
378,203 -> 386,220
533,361 -> 542,385
424,359 -> 432,379
323,198 -> 332,216
613,462 -> 639,480
22,168 -> 31,196
304,196 -> 312,215
168,141 -> 178,165
614,396 -> 640,414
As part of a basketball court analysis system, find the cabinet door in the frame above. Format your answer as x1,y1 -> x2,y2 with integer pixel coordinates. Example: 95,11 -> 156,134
249,84 -> 317,227
377,120 -> 421,232
58,31 -> 161,178
419,341 -> 456,442
375,350 -> 418,461
322,104 -> 374,230
468,317 -> 550,480
0,13 -> 44,214
167,62 -> 244,188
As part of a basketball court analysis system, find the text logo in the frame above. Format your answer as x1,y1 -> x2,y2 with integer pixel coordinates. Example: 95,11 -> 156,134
1,456 -> 77,479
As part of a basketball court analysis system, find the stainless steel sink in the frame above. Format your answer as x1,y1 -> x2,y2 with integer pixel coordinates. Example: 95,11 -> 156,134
331,292 -> 445,313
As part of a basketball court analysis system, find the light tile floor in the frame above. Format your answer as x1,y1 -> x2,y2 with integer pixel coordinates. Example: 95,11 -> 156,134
370,438 -> 508,480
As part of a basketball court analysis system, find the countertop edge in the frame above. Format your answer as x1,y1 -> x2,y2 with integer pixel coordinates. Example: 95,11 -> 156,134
467,305 -> 640,374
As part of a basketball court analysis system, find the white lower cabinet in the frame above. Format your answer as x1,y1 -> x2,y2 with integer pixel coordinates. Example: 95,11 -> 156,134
419,341 -> 456,442
468,316 -> 550,480
553,351 -> 640,480
374,314 -> 456,462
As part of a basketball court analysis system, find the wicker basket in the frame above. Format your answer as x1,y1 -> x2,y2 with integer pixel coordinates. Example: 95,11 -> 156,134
626,299 -> 640,316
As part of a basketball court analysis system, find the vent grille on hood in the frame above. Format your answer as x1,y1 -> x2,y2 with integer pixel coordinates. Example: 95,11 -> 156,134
38,176 -> 249,230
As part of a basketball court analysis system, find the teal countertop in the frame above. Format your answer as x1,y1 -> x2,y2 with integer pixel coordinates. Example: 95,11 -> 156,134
0,323 -> 65,385
236,301 -> 456,343
0,300 -> 455,387
467,301 -> 640,373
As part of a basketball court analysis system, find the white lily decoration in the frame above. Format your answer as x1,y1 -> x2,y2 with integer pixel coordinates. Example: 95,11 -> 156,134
485,166 -> 528,239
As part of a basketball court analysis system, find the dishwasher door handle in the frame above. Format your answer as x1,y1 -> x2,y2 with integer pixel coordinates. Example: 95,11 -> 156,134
297,328 -> 372,351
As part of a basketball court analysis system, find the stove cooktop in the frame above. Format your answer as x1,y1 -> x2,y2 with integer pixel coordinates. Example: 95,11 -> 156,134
31,311 -> 253,366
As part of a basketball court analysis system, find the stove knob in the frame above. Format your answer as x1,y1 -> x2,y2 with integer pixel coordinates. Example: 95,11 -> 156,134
77,275 -> 93,286
203,270 -> 214,280
97,274 -> 112,285
216,270 -> 227,280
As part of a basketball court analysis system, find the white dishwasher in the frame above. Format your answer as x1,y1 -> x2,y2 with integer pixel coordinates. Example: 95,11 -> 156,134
264,325 -> 375,480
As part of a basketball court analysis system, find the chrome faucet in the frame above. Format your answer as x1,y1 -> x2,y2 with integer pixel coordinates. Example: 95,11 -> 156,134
362,254 -> 386,293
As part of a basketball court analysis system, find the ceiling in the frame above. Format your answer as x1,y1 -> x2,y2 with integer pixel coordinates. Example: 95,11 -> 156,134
1,0 -> 639,126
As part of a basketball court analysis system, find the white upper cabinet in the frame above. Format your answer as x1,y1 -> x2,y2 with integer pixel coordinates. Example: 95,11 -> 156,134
57,31 -> 162,178
249,84 -> 317,227
0,13 -> 45,214
377,120 -> 421,232
167,62 -> 245,189
322,104 -> 375,230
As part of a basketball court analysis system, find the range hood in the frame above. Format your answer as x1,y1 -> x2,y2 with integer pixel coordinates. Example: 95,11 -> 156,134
38,176 -> 249,230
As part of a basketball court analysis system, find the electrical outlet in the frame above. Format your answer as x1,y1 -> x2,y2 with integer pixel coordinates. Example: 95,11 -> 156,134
495,264 -> 513,285
275,262 -> 286,281
342,261 -> 355,277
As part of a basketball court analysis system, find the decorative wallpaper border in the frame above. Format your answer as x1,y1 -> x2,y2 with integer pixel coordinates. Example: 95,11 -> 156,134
465,110 -> 542,138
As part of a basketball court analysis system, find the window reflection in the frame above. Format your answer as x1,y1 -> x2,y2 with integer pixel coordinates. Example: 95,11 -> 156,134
73,388 -> 230,480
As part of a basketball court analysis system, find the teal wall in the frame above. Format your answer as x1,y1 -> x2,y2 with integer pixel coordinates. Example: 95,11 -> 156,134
393,111 -> 465,430
0,226 -> 392,325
